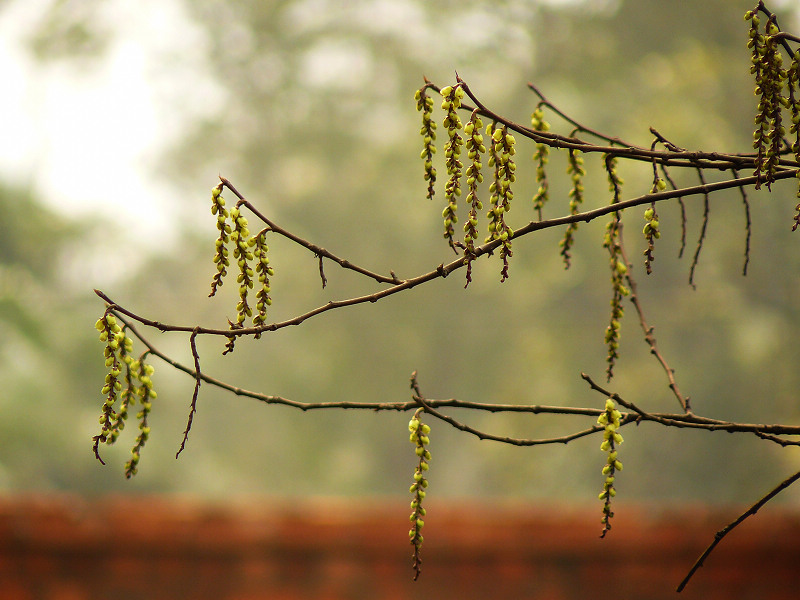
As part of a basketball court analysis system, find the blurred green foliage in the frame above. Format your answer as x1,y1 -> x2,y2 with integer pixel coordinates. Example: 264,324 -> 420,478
2,0 -> 800,505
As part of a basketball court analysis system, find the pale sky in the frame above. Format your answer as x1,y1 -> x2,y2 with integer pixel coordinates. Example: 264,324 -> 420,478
0,0 -> 224,247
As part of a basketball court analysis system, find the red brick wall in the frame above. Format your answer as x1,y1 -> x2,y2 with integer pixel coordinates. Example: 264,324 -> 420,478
0,495 -> 798,600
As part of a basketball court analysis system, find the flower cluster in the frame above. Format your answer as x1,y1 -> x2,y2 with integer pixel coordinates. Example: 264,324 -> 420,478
486,123 -> 516,281
597,397 -> 624,537
602,155 -> 628,380
125,359 -> 155,478
787,53 -> 800,230
408,408 -> 431,581
642,201 -> 661,274
93,312 -> 157,477
230,205 -> 255,327
414,79 -> 523,282
207,183 -> 277,352
441,84 -> 465,249
748,9 -> 786,190
530,107 -> 551,219
559,148 -> 585,268
209,183 -> 231,297
250,231 -> 273,337
415,86 -> 437,201
463,111 -> 485,286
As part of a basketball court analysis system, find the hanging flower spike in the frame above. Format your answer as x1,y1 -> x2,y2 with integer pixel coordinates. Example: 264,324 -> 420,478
408,408 -> 431,581
415,86 -> 437,201
441,84 -> 464,251
92,314 -> 157,476
230,205 -> 255,329
642,178 -> 663,274
463,111 -> 485,287
92,312 -> 125,462
251,231 -> 274,339
531,107 -> 551,220
786,51 -> 800,230
602,158 -> 629,381
748,10 -> 786,190
598,397 -> 624,538
107,329 -> 137,445
125,357 -> 156,478
210,183 -> 231,297
485,123 -> 516,281
560,148 -> 585,269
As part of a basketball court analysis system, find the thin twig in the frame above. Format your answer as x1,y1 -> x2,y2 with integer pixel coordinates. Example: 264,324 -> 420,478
176,328 -> 202,458
658,163 -> 687,257
220,177 -> 402,286
317,254 -> 327,289
732,169 -> 752,276
616,227 -> 691,413
527,82 -> 633,147
689,168 -> 711,289
676,469 -> 800,592
93,167 -> 800,341
103,314 -> 800,442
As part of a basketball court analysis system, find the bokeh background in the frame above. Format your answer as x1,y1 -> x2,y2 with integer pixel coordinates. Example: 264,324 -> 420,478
2,0 -> 800,511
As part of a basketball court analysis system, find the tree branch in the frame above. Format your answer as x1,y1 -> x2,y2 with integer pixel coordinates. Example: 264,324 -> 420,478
676,469 -> 800,592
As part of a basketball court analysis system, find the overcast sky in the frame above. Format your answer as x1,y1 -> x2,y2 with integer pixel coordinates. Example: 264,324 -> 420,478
0,0 -> 224,245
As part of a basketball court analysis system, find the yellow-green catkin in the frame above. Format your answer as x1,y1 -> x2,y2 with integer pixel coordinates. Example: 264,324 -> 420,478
747,10 -> 785,190
93,313 -> 157,477
486,123 -> 516,281
463,111 -> 485,287
251,231 -> 274,338
441,84 -> 465,250
560,148 -> 585,268
415,86 -> 437,201
787,51 -> 800,230
598,398 -> 623,537
531,107 -> 550,219
603,155 -> 628,380
125,360 -> 156,478
230,205 -> 254,327
408,408 -> 431,581
210,183 -> 231,297
642,197 -> 661,274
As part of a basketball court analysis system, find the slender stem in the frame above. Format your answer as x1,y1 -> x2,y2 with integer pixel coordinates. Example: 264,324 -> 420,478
94,166 -> 799,340
676,469 -> 800,592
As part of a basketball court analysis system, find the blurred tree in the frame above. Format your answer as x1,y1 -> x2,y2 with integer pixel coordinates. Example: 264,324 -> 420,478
4,0 -> 800,518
